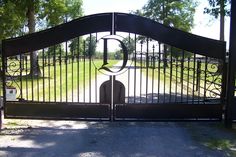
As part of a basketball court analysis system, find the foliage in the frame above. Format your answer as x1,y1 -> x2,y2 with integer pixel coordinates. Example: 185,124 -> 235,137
166,47 -> 192,59
39,0 -> 83,27
0,1 -> 25,40
84,35 -> 97,57
40,45 -> 63,57
204,0 -> 230,18
0,0 -> 83,38
133,0 -> 197,60
134,0 -> 197,32
204,0 -> 230,41
119,37 -> 135,55
69,38 -> 84,56
0,0 -> 83,76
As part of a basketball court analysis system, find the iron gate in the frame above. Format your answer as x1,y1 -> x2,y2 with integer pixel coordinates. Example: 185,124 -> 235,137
1,13 -> 226,121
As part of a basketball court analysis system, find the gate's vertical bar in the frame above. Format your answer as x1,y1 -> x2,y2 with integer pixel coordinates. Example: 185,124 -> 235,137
77,37 -> 80,102
175,55 -> 178,102
37,53 -> 40,101
25,54 -> 28,100
31,53 -> 34,101
1,41 -> 6,128
60,46 -> 62,102
20,54 -> 22,100
83,41 -> 86,102
111,75 -> 114,121
134,34 -> 137,103
140,41 -> 143,103
128,34 -> 131,103
196,60 -> 201,104
89,34 -> 92,103
71,45 -> 74,102
152,45 -> 155,103
158,42 -> 161,103
181,50 -> 184,102
48,46 -> 51,102
95,67 -> 97,103
42,49 -> 45,102
187,57 -> 190,102
128,65 -> 130,103
192,54 -> 196,103
204,57 -> 208,100
221,54 -> 227,119
65,41 -> 68,102
163,44 -> 166,103
169,47 -> 173,102
225,0 -> 236,128
53,45 -> 56,102
146,38 -> 149,103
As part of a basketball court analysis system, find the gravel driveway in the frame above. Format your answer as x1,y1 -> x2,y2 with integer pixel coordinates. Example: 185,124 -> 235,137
1,117 -> 236,157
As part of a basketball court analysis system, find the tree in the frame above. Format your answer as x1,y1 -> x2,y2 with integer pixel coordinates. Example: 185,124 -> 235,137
204,0 -> 230,41
166,47 -> 192,59
40,0 -> 83,27
136,0 -> 197,31
134,0 -> 197,67
0,1 -> 25,40
1,0 -> 83,76
204,0 -> 230,73
69,38 -> 84,56
119,37 -> 135,55
84,35 -> 97,57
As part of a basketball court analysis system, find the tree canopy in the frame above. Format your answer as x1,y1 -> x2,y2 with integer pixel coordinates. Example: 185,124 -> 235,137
84,35 -> 97,57
0,0 -> 83,76
204,0 -> 230,18
0,0 -> 83,39
133,0 -> 197,61
134,0 -> 197,32
120,37 -> 135,55
0,1 -> 24,39
204,0 -> 231,41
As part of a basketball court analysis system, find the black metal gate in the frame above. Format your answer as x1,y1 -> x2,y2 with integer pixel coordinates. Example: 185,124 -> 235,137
1,13 -> 226,121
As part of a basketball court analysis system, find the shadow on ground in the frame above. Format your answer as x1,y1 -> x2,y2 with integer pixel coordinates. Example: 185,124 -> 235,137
0,121 -> 235,157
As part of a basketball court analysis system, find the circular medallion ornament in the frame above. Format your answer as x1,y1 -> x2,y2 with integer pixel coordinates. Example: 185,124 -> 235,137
92,35 -> 130,76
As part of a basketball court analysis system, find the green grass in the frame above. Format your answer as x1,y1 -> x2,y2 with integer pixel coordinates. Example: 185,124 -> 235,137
7,59 -> 118,101
5,121 -> 19,127
136,59 -> 222,97
204,139 -> 234,151
186,123 -> 236,156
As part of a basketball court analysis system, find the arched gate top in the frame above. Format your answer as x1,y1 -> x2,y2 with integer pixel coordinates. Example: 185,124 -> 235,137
2,12 -> 226,59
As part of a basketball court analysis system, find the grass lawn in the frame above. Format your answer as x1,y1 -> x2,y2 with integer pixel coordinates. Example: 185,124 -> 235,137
7,59 -> 118,102
136,59 -> 223,98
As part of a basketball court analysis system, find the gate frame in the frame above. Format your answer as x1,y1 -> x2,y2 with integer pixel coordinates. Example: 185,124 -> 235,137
1,12 -> 227,122
225,0 -> 236,128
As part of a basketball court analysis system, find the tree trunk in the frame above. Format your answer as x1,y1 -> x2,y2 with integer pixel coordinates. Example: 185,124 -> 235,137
27,4 -> 41,77
162,1 -> 168,69
220,0 -> 225,41
217,0 -> 225,73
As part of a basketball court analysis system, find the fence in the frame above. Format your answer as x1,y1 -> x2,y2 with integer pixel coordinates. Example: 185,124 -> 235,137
1,13 -> 227,121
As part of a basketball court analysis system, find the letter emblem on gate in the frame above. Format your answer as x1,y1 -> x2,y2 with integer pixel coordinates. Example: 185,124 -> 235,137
93,35 -> 129,75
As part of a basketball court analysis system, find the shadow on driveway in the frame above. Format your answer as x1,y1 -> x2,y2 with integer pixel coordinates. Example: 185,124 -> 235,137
1,121 -> 234,157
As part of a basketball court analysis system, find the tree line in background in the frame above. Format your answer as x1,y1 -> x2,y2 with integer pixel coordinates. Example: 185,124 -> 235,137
0,0 -> 231,75
0,0 -> 83,76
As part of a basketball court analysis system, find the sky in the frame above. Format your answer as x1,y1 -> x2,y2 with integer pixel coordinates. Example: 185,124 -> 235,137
82,0 -> 231,49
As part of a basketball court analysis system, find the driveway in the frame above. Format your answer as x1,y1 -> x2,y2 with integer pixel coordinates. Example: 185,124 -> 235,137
0,117 -> 236,157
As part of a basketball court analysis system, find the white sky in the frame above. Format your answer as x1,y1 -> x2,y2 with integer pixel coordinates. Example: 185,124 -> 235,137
83,0 -> 231,49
